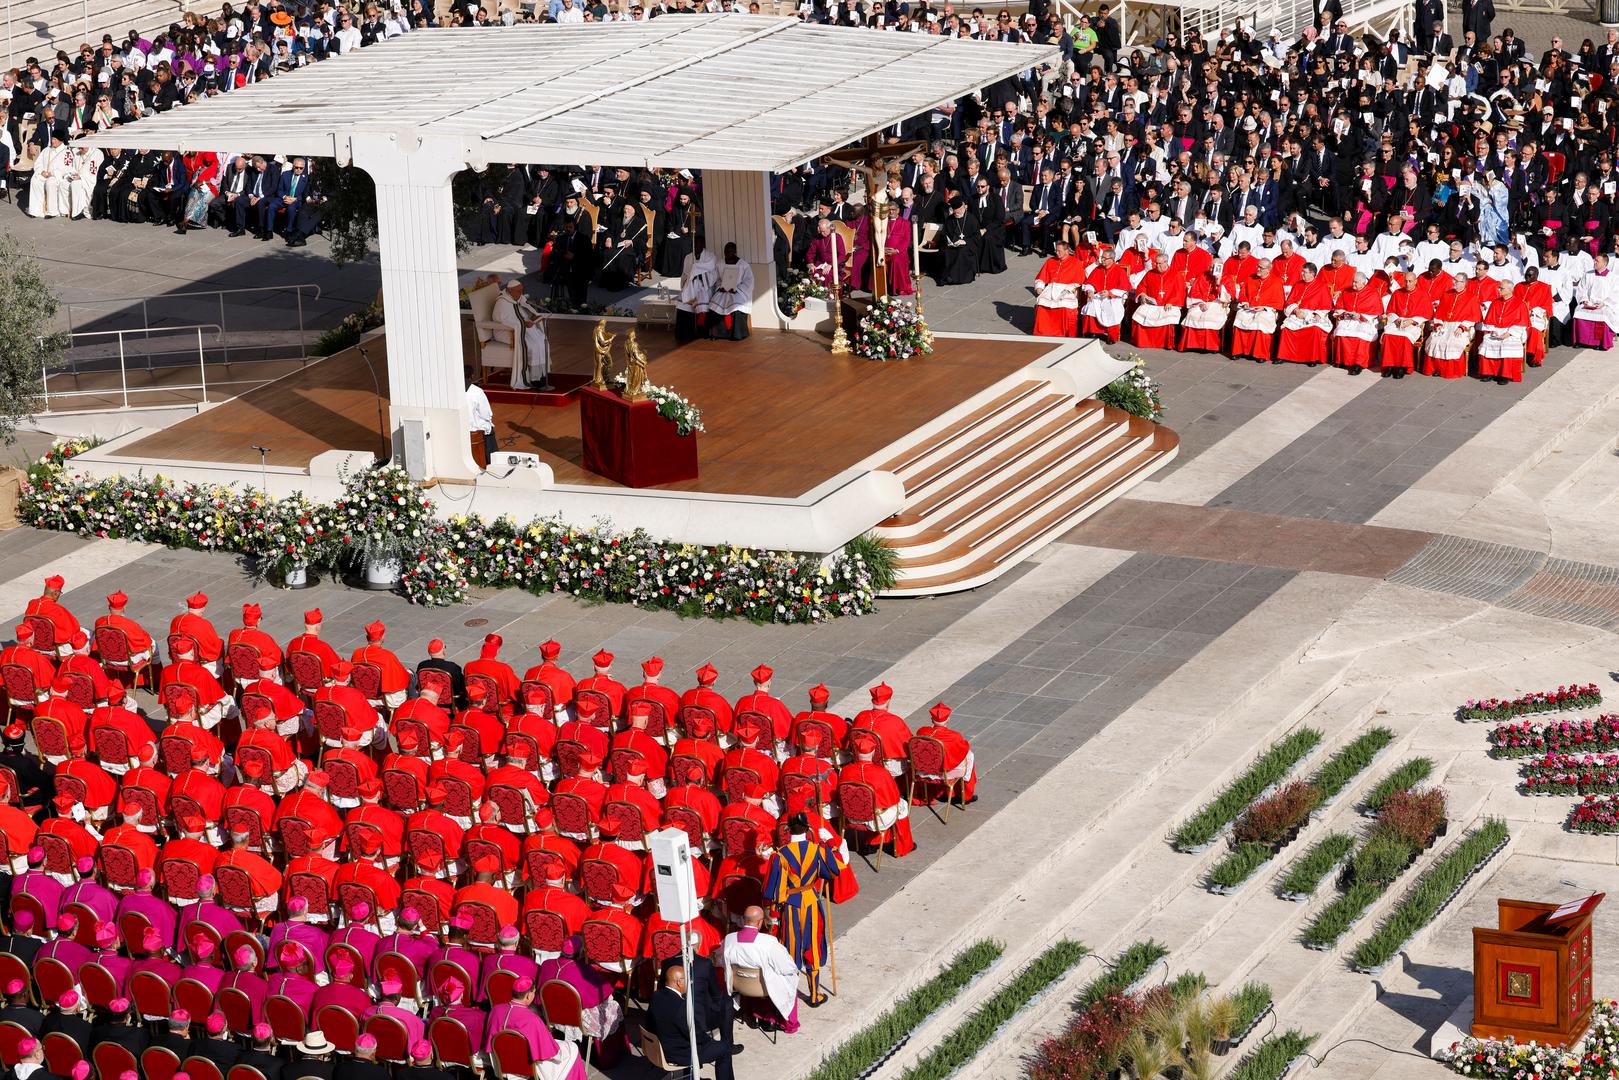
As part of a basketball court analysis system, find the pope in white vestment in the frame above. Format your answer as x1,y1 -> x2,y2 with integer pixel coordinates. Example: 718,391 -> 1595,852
27,137 -> 72,219
493,283 -> 551,391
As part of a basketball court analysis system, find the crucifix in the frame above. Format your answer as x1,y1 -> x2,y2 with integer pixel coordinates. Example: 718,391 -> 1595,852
821,132 -> 927,301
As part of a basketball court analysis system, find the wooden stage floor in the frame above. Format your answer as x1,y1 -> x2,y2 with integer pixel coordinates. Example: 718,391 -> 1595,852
114,321 -> 1052,498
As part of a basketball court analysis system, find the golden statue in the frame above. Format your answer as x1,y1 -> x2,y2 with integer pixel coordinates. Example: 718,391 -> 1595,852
591,320 -> 616,389
622,329 -> 650,403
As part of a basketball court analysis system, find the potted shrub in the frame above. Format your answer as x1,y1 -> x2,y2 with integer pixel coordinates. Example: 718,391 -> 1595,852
1372,789 -> 1447,850
332,463 -> 435,590
1348,834 -> 1416,889
1231,781 -> 1320,850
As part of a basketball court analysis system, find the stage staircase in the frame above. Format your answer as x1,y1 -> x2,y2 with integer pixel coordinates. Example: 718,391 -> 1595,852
873,375 -> 1178,596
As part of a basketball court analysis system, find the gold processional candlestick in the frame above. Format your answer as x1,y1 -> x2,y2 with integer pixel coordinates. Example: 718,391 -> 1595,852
830,235 -> 851,355
591,320 -> 616,389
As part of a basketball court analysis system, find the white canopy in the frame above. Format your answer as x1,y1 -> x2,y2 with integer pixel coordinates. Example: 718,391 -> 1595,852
77,17 -> 1057,172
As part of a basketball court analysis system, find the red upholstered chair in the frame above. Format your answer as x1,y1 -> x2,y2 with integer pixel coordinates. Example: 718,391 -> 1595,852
464,674 -> 500,714
30,716 -> 71,764
132,969 -> 174,1021
225,642 -> 262,687
427,1017 -> 476,1072
349,662 -> 385,710
373,952 -> 420,1003
502,732 -> 545,775
429,959 -> 474,1001
183,1055 -> 225,1080
158,733 -> 194,774
485,784 -> 527,828
486,969 -> 516,1006
162,856 -> 203,904
1,665 -> 42,714
176,976 -> 216,1019
676,705 -> 718,741
117,909 -> 156,955
333,883 -> 379,929
793,717 -> 836,759
602,799 -> 651,849
550,790 -> 595,842
234,745 -> 277,789
406,829 -> 449,879
523,909 -> 568,957
574,689 -> 613,729
286,872 -> 330,922
662,803 -> 710,852
439,776 -> 474,819
0,955 -> 30,1004
32,957 -> 74,1004
90,723 -> 135,772
227,1066 -> 270,1080
668,753 -> 709,786
266,994 -> 308,1044
463,836 -> 504,876
579,918 -> 632,977
118,783 -> 162,832
225,932 -> 264,973
415,668 -> 452,704
0,767 -> 20,807
552,739 -> 586,780
631,698 -> 669,743
93,1040 -> 139,1080
521,846 -> 566,887
719,815 -> 765,861
722,765 -> 761,805
457,903 -> 499,950
222,805 -> 268,850
80,962 -> 119,1008
325,943 -> 367,988
312,701 -> 349,749
24,618 -> 56,655
316,1005 -> 360,1054
213,864 -> 260,926
838,778 -> 889,870
60,670 -> 96,712
391,718 -> 431,759
578,858 -> 621,907
286,652 -> 325,699
717,873 -> 765,924
398,890 -> 442,934
0,1021 -> 27,1065
364,1013 -> 410,1063
606,748 -> 643,786
217,986 -> 255,1033
491,1031 -> 537,1080
382,769 -> 424,813
168,795 -> 206,835
907,734 -> 960,822
165,634 -> 197,665
277,941 -> 315,980
780,772 -> 823,819
448,724 -> 482,765
94,624 -> 153,690
10,894 -> 47,938
320,756 -> 362,804
650,928 -> 684,965
517,680 -> 555,720
42,1033 -> 81,1077
539,979 -> 592,1067
142,1046 -> 183,1080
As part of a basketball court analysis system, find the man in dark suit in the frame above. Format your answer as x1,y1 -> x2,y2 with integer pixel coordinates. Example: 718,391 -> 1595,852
334,1036 -> 389,1080
393,1040 -> 448,1080
290,1032 -> 338,1080
88,999 -> 146,1058
156,1011 -> 193,1061
648,964 -> 739,1080
1462,0 -> 1493,44
38,994 -> 90,1050
7,1036 -> 64,1080
269,156 -> 309,238
415,640 -> 465,708
191,1013 -> 241,1073
235,1026 -> 283,1080
994,165 -> 1027,256
0,980 -> 42,1036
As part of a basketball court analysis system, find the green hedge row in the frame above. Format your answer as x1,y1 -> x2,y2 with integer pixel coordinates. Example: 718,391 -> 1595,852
1172,729 -> 1324,851
804,939 -> 1003,1080
1277,833 -> 1356,898
1350,819 -> 1511,971
1074,940 -> 1172,1010
1362,757 -> 1435,812
897,940 -> 1089,1080
1227,1030 -> 1318,1080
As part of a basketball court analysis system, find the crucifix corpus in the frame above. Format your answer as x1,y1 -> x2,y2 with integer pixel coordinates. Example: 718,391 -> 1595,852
821,132 -> 926,302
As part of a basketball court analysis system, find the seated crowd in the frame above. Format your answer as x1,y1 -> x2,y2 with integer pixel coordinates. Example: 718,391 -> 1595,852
0,577 -> 980,1080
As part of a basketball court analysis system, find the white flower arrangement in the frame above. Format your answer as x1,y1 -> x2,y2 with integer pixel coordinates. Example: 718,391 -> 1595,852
853,295 -> 933,362
609,375 -> 705,436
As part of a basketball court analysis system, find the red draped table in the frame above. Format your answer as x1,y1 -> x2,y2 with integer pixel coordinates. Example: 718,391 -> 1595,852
578,386 -> 699,487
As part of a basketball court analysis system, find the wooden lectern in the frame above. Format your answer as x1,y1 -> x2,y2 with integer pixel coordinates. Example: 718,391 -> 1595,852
1472,894 -> 1603,1047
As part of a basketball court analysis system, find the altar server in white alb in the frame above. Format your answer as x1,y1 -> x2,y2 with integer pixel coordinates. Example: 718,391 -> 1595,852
493,279 -> 551,391
30,128 -> 99,220
1573,254 -> 1619,351
706,242 -> 755,341
675,235 -> 718,342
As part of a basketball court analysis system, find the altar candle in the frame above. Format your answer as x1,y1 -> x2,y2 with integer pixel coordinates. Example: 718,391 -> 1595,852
831,238 -> 840,296
913,218 -> 921,285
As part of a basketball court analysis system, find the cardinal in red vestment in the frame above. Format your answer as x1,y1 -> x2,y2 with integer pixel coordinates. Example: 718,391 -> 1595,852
1275,266 -> 1334,365
1129,253 -> 1185,350
1422,276 -> 1484,379
1378,273 -> 1424,376
1515,270 -> 1554,367
1179,271 -> 1227,353
1079,250 -> 1131,342
1230,262 -> 1285,361
1032,240 -> 1085,337
1329,274 -> 1386,372
1478,280 -> 1531,383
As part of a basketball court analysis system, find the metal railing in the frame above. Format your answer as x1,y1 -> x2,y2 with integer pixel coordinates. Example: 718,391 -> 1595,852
38,323 -> 224,412
62,282 -> 324,366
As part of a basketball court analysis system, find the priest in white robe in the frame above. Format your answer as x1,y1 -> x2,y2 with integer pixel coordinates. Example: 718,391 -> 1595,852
62,144 -> 101,220
719,907 -> 802,1034
493,279 -> 551,391
706,242 -> 755,340
1573,254 -> 1619,350
675,236 -> 718,342
27,129 -> 71,219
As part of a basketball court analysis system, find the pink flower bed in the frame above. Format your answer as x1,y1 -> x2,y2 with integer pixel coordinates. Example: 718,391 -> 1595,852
1458,684 -> 1601,722
1486,714 -> 1619,759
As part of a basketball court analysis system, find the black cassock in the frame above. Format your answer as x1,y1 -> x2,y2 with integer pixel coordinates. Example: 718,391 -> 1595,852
938,212 -> 980,286
975,192 -> 1007,274
599,214 -> 648,290
657,205 -> 698,277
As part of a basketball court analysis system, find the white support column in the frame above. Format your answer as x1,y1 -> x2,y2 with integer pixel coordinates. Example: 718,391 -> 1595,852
699,169 -> 782,330
348,133 -> 479,482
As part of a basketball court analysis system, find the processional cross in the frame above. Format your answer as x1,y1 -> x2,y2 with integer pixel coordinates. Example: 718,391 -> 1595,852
820,132 -> 928,302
